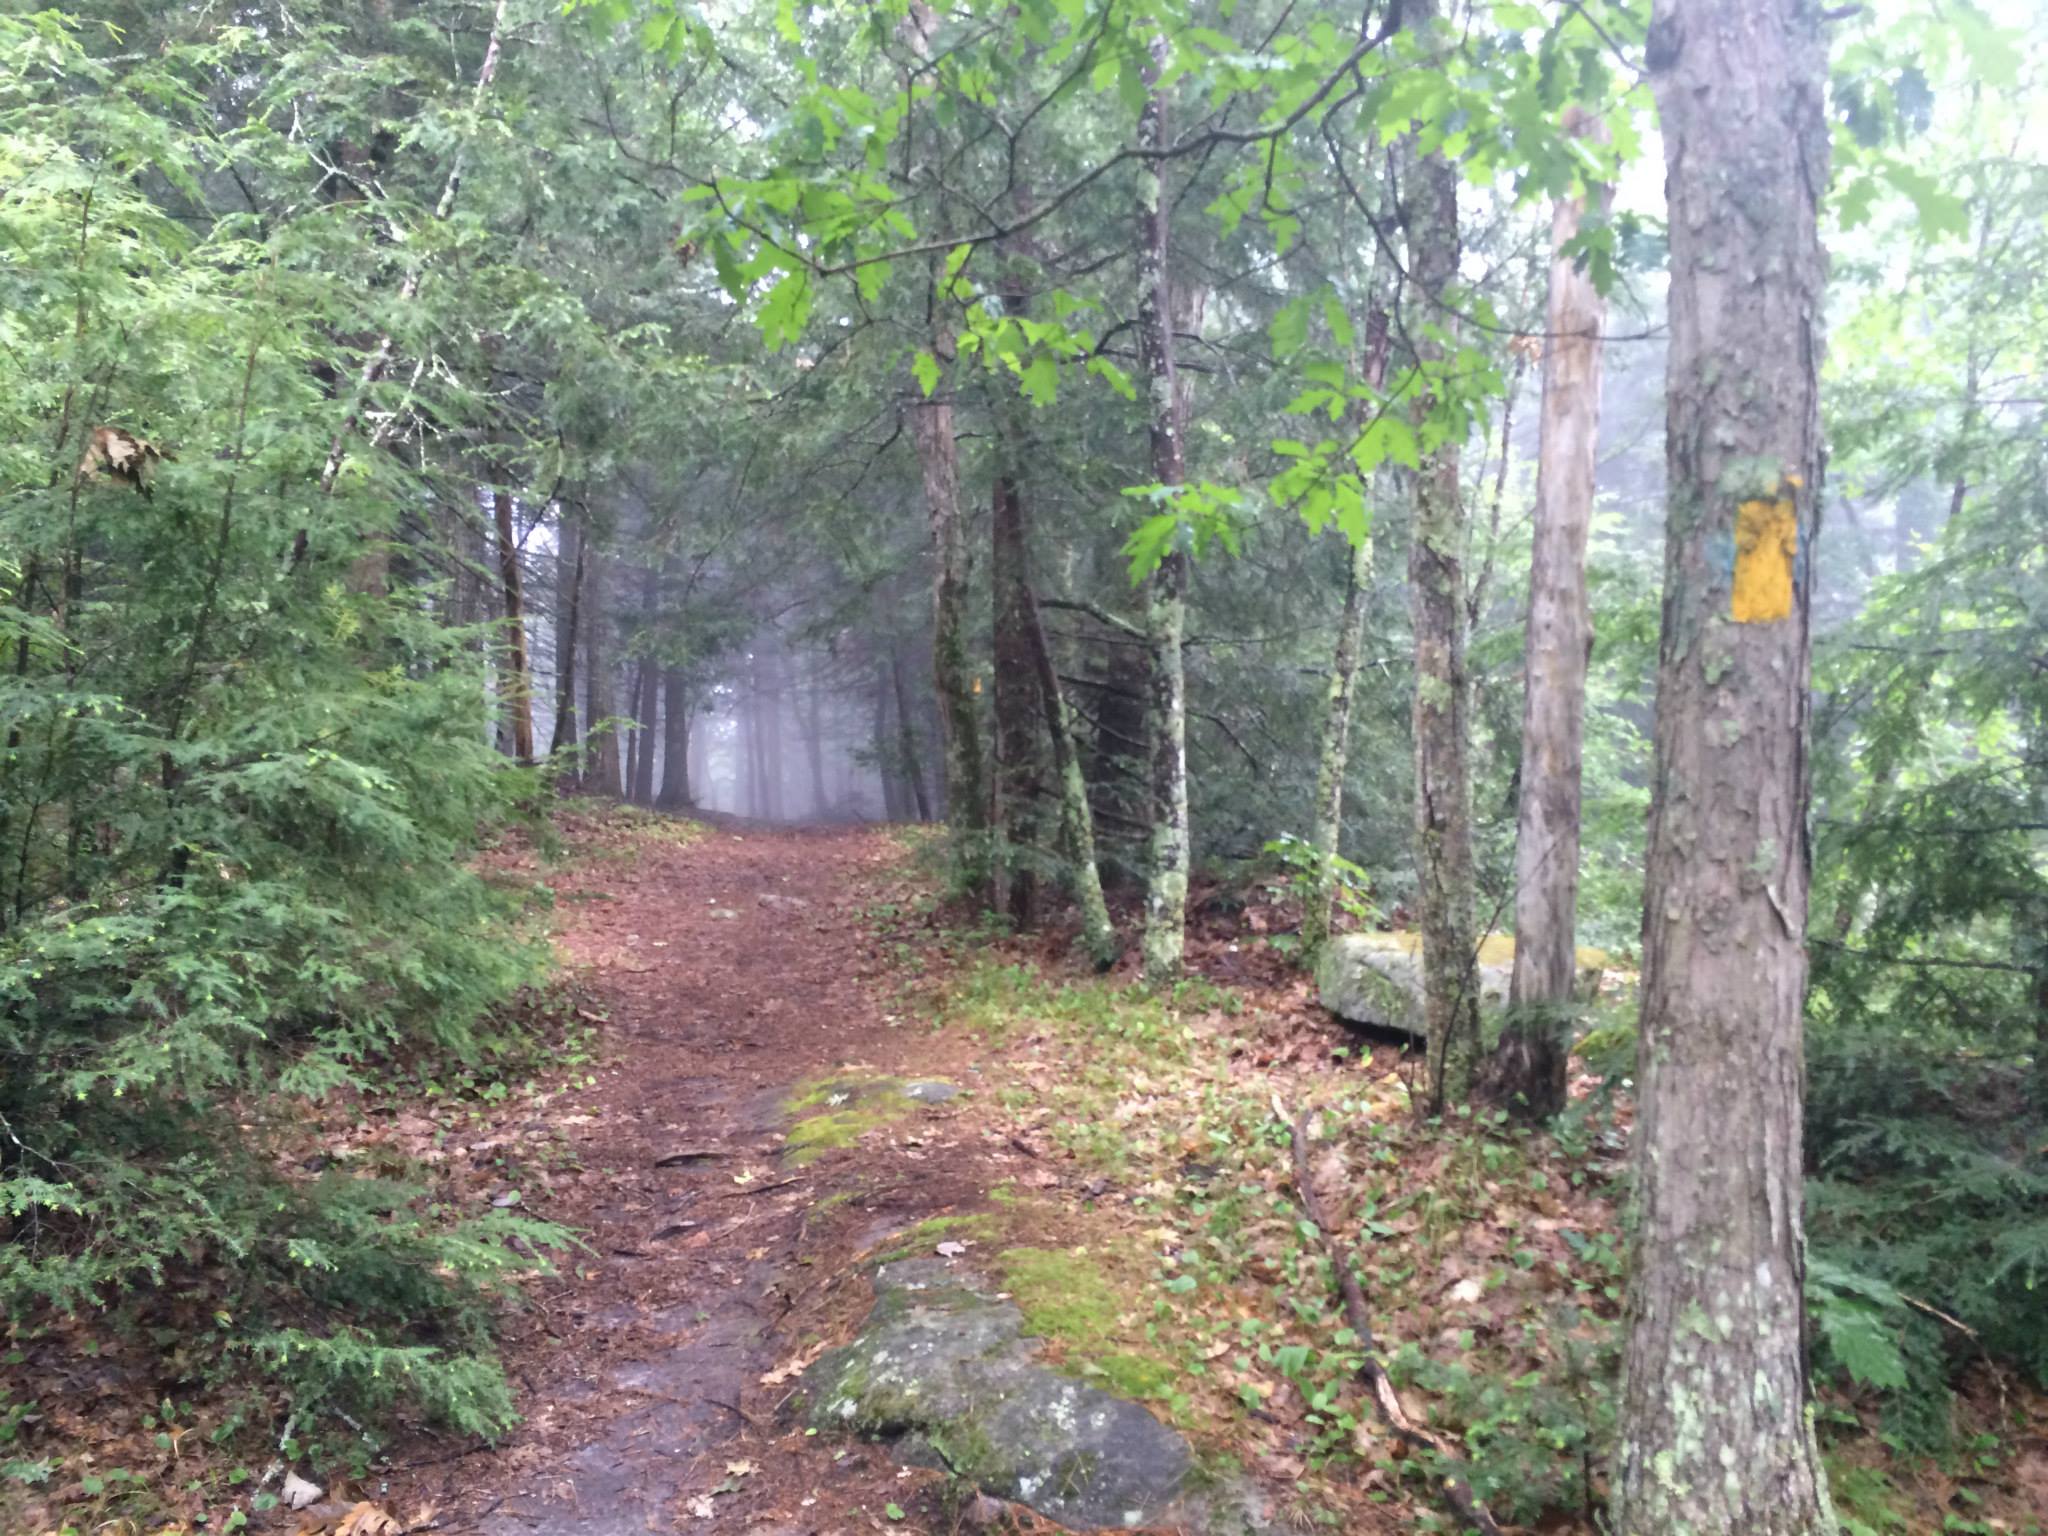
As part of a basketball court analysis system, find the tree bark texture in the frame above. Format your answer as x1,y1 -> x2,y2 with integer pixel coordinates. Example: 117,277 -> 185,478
1401,3 -> 1479,1113
1483,109 -> 1612,1121
1613,2 -> 1832,1531
1136,32 -> 1189,986
992,445 -> 1048,922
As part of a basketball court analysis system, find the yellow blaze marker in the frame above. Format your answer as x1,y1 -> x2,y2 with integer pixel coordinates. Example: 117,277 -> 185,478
1732,489 -> 1798,623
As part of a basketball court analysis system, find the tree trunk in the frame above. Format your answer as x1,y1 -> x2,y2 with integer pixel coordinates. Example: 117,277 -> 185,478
892,649 -> 933,822
491,486 -> 534,762
1304,302 -> 1391,956
1023,587 -> 1117,967
901,0 -> 988,875
584,551 -> 623,798
657,668 -> 691,810
1401,0 -> 1479,1113
550,506 -> 585,761
1135,32 -> 1189,986
1481,109 -> 1612,1121
992,407 -> 1048,926
627,565 -> 659,805
1612,2 -> 1832,1531
1304,534 -> 1374,955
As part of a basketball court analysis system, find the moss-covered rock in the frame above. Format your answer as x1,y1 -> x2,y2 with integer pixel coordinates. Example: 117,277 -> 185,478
806,1260 -> 1228,1531
781,1074 -> 959,1166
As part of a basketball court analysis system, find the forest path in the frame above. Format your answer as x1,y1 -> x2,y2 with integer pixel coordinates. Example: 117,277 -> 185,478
402,815 -> 976,1536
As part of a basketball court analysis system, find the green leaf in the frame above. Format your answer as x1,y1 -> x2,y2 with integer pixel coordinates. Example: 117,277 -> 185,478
911,351 -> 940,398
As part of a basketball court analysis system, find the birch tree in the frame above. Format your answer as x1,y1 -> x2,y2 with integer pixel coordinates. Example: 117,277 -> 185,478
1480,109 -> 1612,1120
1136,30 -> 1190,985
1613,0 -> 1833,1528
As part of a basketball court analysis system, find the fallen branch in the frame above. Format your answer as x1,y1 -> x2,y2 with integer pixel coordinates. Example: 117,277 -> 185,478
1286,1101 -> 1504,1536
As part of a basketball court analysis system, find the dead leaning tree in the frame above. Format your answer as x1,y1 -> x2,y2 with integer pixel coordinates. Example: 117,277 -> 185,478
1286,1099 -> 1504,1536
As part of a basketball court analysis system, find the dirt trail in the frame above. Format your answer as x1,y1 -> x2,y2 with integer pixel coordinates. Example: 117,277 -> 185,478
403,818 -> 958,1536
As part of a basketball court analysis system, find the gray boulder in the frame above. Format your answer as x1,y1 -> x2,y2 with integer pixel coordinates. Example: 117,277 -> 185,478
805,1260 -> 1237,1531
1317,932 -> 1610,1035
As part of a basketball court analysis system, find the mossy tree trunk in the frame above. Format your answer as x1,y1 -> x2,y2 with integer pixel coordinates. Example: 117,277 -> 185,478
902,0 -> 988,882
1135,31 -> 1189,986
1613,0 -> 1832,1530
1480,109 -> 1611,1121
1400,0 -> 1478,1113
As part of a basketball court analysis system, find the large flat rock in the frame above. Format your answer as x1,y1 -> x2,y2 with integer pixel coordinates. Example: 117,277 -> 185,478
1316,931 -> 1610,1036
805,1260 -> 1244,1531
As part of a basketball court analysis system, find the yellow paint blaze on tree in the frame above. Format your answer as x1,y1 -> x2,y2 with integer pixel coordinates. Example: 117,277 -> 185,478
1732,492 -> 1797,623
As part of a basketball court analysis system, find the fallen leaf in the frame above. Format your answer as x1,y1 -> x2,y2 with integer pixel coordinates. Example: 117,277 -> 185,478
686,1496 -> 716,1519
726,1459 -> 757,1478
334,1504 -> 402,1536
935,1240 -> 970,1258
283,1472 -> 325,1511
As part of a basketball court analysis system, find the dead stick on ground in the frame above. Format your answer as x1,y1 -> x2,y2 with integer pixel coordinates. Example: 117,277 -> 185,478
1286,1100 -> 1504,1536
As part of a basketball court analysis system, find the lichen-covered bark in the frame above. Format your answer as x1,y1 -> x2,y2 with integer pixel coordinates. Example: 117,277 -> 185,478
1482,109 -> 1610,1121
1135,31 -> 1189,986
1303,534 -> 1372,956
1400,0 -> 1478,1112
1613,1 -> 1833,1531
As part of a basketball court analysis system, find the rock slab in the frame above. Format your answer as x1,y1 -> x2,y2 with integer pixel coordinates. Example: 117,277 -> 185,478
805,1260 -> 1200,1530
1316,931 -> 1610,1035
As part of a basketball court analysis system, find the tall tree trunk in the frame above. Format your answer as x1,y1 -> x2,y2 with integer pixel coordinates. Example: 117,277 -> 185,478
1135,33 -> 1189,986
1401,0 -> 1479,1113
1613,2 -> 1832,1530
584,550 -> 623,798
1481,110 -> 1612,1121
901,0 -> 988,876
1304,303 -> 1391,956
892,649 -> 933,822
657,668 -> 691,810
550,506 -> 585,761
992,397 -> 1047,924
762,641 -> 786,820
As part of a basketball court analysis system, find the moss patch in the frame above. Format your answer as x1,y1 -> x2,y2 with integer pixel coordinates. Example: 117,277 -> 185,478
781,1072 -> 957,1166
998,1245 -> 1176,1402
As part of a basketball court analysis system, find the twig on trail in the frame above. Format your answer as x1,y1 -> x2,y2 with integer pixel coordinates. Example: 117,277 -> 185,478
1285,1101 -> 1505,1536
722,1176 -> 801,1198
